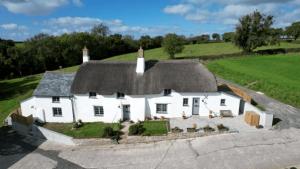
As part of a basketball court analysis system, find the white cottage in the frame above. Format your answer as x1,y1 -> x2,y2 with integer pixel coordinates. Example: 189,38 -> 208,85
21,47 -> 244,123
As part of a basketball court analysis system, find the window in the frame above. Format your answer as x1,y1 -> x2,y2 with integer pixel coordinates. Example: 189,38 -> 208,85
89,92 -> 96,98
183,98 -> 188,106
163,89 -> 171,96
52,96 -> 60,103
53,107 -> 62,117
220,99 -> 226,106
94,106 -> 104,116
117,92 -> 125,99
156,104 -> 167,114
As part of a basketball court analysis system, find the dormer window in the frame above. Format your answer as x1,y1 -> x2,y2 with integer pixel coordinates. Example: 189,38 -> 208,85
89,92 -> 96,98
117,92 -> 125,99
52,96 -> 60,103
163,89 -> 171,96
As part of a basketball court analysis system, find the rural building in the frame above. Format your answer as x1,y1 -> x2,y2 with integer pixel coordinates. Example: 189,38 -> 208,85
21,47 -> 246,123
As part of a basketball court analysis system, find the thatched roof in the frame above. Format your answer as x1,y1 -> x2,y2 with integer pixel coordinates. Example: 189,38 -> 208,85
71,60 -> 217,95
33,71 -> 75,97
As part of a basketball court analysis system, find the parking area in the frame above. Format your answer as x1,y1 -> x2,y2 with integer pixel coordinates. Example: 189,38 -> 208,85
170,115 -> 262,133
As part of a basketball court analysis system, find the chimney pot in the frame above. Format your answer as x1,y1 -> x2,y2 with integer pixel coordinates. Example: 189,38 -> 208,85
82,46 -> 90,63
136,47 -> 145,74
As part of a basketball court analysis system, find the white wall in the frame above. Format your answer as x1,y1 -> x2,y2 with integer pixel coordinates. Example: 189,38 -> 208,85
21,96 -> 74,123
146,91 -> 241,118
21,91 -> 241,123
74,94 -> 145,123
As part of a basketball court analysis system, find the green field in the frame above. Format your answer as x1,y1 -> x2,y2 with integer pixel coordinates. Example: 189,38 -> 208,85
1,42 -> 300,126
207,53 -> 300,108
106,42 -> 300,61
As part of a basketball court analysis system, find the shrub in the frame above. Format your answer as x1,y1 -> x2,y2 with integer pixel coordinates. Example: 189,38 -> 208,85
203,125 -> 215,132
111,131 -> 121,143
256,125 -> 264,129
145,117 -> 152,121
187,128 -> 197,132
72,122 -> 80,129
129,123 -> 145,135
171,127 -> 183,133
102,126 -> 114,138
217,124 -> 229,132
153,116 -> 159,120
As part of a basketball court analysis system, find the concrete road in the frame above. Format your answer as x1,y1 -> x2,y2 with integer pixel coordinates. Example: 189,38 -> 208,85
4,128 -> 300,169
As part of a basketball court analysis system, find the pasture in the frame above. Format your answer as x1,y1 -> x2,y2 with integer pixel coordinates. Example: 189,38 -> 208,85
207,53 -> 300,108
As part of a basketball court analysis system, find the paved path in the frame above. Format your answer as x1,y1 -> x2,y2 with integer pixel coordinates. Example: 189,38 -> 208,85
4,128 -> 300,169
217,77 -> 300,129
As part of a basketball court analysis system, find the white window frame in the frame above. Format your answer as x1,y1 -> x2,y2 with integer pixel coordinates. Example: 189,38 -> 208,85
117,92 -> 125,99
220,99 -> 226,106
183,98 -> 188,106
163,89 -> 171,96
52,96 -> 60,103
156,104 -> 168,114
89,92 -> 97,98
94,106 -> 104,116
53,107 -> 62,117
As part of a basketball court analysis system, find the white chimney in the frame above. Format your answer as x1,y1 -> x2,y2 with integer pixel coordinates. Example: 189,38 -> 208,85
82,46 -> 90,63
136,46 -> 145,75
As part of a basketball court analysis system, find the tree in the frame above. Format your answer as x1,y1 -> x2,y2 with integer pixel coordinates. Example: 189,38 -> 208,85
91,23 -> 110,37
222,32 -> 235,42
234,11 -> 274,52
162,33 -> 185,59
286,21 -> 300,41
212,33 -> 221,41
139,35 -> 153,49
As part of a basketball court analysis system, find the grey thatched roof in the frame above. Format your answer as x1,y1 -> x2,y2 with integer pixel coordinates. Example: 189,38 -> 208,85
33,71 -> 75,97
71,60 -> 217,95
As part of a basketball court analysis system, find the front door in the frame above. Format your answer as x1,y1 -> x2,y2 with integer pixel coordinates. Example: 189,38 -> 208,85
123,105 -> 130,121
192,98 -> 200,115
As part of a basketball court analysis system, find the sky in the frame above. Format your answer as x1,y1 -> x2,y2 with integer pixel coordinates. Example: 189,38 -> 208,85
0,0 -> 300,41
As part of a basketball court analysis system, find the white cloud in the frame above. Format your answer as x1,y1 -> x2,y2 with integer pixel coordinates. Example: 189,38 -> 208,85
42,16 -> 180,37
72,0 -> 83,6
0,0 -> 81,15
163,4 -> 192,15
164,0 -> 300,29
0,23 -> 27,31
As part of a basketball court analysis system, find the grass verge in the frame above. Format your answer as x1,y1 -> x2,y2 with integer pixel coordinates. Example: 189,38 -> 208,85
43,122 -> 121,138
142,120 -> 168,136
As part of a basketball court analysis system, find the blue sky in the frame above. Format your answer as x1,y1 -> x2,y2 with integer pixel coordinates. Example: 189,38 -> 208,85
1,0 -> 300,41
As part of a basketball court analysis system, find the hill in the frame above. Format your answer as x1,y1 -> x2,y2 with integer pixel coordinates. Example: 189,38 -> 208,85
1,42 -> 300,125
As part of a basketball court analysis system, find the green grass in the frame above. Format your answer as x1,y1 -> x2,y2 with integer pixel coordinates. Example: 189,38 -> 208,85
1,42 -> 300,126
43,122 -> 121,138
207,53 -> 300,108
106,42 -> 300,61
142,121 -> 168,136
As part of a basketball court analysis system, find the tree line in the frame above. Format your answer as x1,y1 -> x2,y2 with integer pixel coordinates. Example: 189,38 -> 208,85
0,11 -> 300,79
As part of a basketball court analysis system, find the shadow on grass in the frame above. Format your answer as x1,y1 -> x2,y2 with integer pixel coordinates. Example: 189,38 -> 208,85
0,76 -> 40,101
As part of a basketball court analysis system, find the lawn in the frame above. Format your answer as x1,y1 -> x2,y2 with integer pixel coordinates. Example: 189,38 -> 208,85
1,42 -> 300,126
142,121 -> 169,136
207,53 -> 300,108
106,42 -> 300,61
43,122 -> 121,138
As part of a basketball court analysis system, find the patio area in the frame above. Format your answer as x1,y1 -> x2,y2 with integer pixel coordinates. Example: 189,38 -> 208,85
169,115 -> 263,133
